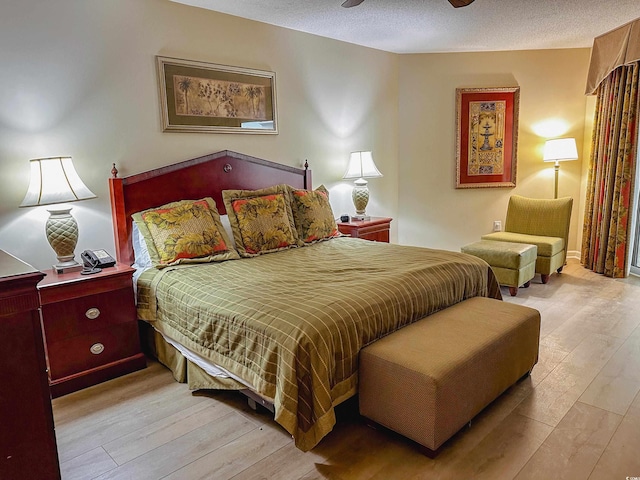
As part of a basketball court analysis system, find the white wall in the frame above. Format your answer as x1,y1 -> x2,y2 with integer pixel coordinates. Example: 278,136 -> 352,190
0,0 -> 594,272
0,0 -> 398,270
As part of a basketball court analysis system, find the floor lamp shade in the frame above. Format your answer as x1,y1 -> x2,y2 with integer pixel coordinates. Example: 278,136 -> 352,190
543,138 -> 578,199
20,157 -> 96,271
343,151 -> 383,219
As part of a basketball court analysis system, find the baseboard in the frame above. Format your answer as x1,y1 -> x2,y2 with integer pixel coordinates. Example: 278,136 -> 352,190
567,250 -> 581,260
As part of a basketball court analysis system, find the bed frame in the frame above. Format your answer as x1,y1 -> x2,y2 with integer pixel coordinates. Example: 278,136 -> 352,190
109,150 -> 311,265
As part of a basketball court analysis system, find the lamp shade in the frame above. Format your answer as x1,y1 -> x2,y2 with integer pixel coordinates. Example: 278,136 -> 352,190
20,156 -> 96,207
343,151 -> 383,179
543,138 -> 578,163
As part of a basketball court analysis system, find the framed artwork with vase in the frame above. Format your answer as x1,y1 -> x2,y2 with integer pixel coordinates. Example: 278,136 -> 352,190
455,86 -> 519,188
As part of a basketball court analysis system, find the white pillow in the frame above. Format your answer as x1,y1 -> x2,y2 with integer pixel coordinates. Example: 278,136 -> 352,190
131,221 -> 153,269
219,214 -> 236,249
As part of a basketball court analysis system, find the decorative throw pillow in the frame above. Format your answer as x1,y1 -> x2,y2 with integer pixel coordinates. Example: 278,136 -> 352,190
222,185 -> 301,257
289,185 -> 340,244
131,198 -> 239,267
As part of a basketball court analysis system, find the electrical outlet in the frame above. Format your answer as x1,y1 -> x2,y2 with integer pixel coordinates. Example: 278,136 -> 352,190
493,220 -> 502,232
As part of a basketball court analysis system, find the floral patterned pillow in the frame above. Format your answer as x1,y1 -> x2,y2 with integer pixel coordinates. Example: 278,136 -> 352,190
222,185 -> 300,257
132,198 -> 239,267
289,185 -> 340,244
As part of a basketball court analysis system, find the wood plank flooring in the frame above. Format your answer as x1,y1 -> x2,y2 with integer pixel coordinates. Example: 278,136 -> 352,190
52,259 -> 640,479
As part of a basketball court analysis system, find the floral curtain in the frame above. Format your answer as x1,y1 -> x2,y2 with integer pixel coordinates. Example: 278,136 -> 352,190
581,62 -> 639,277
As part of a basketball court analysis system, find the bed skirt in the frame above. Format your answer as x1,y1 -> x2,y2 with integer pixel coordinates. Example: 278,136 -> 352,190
140,321 -> 245,392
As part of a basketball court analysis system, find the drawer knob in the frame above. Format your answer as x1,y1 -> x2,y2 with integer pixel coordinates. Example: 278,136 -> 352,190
90,343 -> 105,355
86,308 -> 101,319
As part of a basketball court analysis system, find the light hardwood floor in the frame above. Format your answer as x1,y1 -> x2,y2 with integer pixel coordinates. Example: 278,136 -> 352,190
52,259 -> 640,480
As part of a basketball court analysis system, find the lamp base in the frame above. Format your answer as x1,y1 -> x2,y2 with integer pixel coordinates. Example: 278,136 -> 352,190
352,178 -> 370,216
46,207 -> 81,274
53,263 -> 83,275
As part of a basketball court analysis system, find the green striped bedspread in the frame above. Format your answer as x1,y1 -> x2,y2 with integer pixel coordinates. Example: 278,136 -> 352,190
137,237 -> 500,451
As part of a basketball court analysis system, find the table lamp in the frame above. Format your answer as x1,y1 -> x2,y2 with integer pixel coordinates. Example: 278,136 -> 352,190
20,156 -> 96,273
543,138 -> 578,199
343,151 -> 383,221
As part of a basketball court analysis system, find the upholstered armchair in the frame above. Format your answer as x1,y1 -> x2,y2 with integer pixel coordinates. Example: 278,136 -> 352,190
482,195 -> 573,283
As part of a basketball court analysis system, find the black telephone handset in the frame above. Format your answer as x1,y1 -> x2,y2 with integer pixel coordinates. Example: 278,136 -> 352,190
81,249 -> 116,275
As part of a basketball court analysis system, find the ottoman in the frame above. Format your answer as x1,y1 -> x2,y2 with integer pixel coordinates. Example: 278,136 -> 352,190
461,240 -> 537,296
359,297 -> 541,455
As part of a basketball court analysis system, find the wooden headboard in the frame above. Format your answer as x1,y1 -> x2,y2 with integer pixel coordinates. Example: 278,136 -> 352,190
109,150 -> 311,265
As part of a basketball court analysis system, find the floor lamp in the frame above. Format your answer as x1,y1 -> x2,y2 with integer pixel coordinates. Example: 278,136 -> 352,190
543,138 -> 578,198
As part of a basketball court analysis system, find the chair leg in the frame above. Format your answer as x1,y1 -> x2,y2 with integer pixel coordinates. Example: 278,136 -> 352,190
523,281 -> 531,288
508,286 -> 518,296
557,266 -> 563,273
541,274 -> 550,284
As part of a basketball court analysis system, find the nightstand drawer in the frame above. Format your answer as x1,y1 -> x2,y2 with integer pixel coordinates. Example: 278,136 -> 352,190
41,287 -> 136,342
351,224 -> 390,242
46,321 -> 141,380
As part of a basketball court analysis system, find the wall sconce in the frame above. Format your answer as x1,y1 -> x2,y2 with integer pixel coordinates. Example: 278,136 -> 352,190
543,138 -> 578,198
343,151 -> 383,221
20,156 -> 96,273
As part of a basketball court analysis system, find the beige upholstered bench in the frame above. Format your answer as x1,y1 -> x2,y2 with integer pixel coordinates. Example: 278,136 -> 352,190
359,297 -> 540,456
461,239 -> 537,296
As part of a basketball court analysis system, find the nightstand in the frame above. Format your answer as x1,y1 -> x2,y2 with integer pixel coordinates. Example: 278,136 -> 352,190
38,263 -> 146,398
337,217 -> 392,243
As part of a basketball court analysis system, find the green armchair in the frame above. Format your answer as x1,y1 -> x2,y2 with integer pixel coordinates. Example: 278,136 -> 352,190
481,195 -> 573,283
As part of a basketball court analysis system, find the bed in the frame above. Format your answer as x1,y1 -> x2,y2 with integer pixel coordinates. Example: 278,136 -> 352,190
109,150 -> 501,451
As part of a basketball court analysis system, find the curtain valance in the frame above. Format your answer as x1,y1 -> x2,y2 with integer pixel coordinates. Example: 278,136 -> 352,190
585,17 -> 640,95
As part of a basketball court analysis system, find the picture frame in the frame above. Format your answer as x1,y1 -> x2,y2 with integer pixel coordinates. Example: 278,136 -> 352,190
455,86 -> 519,188
156,56 -> 278,134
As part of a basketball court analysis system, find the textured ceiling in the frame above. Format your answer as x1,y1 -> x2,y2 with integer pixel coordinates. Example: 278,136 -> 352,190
171,0 -> 639,54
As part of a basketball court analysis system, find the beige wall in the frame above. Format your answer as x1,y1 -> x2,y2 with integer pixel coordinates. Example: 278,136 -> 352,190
0,0 -> 593,271
0,0 -> 398,270
397,49 -> 592,255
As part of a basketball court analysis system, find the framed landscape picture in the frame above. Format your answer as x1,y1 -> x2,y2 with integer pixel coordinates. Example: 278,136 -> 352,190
156,56 -> 278,134
455,86 -> 519,188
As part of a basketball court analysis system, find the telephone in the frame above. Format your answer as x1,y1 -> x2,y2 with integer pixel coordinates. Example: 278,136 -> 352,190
81,249 -> 116,275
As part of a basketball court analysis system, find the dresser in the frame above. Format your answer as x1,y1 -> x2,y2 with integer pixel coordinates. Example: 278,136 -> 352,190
38,263 -> 146,398
336,217 -> 392,242
0,251 -> 61,480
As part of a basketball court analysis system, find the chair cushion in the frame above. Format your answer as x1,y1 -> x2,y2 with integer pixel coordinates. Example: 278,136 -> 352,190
481,231 -> 564,257
461,240 -> 537,270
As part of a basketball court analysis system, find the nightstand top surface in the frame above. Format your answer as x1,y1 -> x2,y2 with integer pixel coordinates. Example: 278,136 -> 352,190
337,216 -> 392,226
38,262 -> 134,289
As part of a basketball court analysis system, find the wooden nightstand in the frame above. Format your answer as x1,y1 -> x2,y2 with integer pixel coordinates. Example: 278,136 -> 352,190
337,217 -> 392,243
38,263 -> 146,398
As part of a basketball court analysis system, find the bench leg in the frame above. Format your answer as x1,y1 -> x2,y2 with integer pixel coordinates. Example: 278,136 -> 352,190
366,416 -> 443,458
519,368 -> 533,381
418,445 -> 440,459
508,286 -> 518,296
541,274 -> 550,284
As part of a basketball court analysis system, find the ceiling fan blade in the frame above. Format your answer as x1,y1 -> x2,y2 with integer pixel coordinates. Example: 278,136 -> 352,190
448,0 -> 475,7
342,0 -> 365,7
